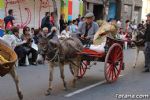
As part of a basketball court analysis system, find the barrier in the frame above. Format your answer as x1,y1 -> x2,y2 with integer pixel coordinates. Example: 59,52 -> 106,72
0,29 -> 4,37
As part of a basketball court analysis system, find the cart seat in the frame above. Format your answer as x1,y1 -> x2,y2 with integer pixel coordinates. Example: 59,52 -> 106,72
77,48 -> 105,57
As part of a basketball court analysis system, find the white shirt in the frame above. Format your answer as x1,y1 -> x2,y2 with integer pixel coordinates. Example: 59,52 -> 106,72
60,30 -> 71,38
2,34 -> 15,47
70,24 -> 78,33
117,21 -> 122,28
2,34 -> 25,49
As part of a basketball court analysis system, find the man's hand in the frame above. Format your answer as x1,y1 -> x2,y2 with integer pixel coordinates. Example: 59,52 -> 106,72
81,34 -> 85,39
100,32 -> 107,36
22,40 -> 27,44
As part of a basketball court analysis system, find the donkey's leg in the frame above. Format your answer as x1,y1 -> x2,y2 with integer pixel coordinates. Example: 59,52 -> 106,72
133,48 -> 139,68
59,63 -> 67,90
72,60 -> 80,88
9,66 -> 23,100
45,62 -> 54,96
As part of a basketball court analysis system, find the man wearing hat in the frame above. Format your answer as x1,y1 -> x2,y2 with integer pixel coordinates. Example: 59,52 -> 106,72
78,12 -> 99,45
144,13 -> 150,72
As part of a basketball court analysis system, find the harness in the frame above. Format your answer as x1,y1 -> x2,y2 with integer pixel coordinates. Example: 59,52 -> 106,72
48,49 -> 60,62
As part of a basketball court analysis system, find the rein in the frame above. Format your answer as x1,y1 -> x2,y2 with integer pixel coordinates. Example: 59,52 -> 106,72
48,49 -> 60,62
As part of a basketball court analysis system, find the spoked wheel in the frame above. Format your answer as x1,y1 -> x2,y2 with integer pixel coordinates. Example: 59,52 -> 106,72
104,43 -> 123,83
70,60 -> 88,79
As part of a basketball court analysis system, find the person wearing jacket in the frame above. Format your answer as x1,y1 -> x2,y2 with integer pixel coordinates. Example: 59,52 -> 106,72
10,27 -> 28,66
41,12 -> 52,32
77,12 -> 99,45
144,13 -> 150,72
21,27 -> 38,65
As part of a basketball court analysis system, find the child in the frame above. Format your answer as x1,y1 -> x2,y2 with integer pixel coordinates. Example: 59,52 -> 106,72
60,24 -> 71,38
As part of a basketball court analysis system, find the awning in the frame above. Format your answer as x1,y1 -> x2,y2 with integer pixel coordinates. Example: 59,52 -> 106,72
84,0 -> 103,4
6,0 -> 26,4
124,0 -> 142,7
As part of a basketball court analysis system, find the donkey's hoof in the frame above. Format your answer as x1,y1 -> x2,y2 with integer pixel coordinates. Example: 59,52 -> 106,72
64,87 -> 68,91
72,80 -> 76,88
18,91 -> 23,100
45,90 -> 51,96
72,84 -> 76,88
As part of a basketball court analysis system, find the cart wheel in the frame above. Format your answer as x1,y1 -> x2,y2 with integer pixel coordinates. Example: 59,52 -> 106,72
70,60 -> 88,79
104,43 -> 123,83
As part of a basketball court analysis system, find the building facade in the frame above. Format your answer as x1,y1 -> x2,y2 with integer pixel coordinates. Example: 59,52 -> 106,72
82,0 -> 104,20
108,0 -> 122,20
0,0 -> 143,29
121,0 -> 142,24
142,0 -> 150,20
0,0 -> 83,28
0,0 -> 61,28
82,0 -> 122,21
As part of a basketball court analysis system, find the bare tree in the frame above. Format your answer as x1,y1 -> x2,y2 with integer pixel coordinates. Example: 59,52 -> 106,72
102,0 -> 109,20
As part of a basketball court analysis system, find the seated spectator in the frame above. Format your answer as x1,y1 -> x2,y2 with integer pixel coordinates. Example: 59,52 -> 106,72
60,25 -> 71,38
42,27 -> 49,37
31,27 -> 35,37
2,30 -> 14,47
78,17 -> 85,28
70,20 -> 78,33
68,20 -> 73,31
21,26 -> 38,65
33,29 -> 40,44
10,27 -> 28,66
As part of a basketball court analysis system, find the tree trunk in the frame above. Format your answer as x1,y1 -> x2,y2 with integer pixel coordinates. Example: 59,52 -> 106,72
82,0 -> 87,15
102,0 -> 109,20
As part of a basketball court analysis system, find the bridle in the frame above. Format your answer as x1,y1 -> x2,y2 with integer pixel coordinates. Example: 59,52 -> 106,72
38,40 -> 48,56
47,49 -> 60,62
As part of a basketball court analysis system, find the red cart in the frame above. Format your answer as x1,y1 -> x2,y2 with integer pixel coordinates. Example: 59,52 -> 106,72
71,37 -> 124,83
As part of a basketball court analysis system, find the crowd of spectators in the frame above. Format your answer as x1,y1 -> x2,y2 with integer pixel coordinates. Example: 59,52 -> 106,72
1,9 -> 148,67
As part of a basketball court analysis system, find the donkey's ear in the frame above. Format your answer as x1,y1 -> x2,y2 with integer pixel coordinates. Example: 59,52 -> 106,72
37,34 -> 43,39
38,34 -> 42,37
49,39 -> 56,45
48,39 -> 59,47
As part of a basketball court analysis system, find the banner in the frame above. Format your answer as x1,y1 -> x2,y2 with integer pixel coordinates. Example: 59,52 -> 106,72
64,0 -> 68,21
0,0 -> 5,29
0,0 -> 5,19
79,0 -> 83,16
0,0 -> 4,9
68,0 -> 72,20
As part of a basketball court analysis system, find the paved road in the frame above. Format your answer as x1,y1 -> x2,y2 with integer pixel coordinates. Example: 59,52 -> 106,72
1,49 -> 149,100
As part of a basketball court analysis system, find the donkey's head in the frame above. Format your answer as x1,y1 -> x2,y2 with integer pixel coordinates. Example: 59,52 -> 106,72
37,35 -> 49,63
132,29 -> 145,41
37,27 -> 60,63
131,29 -> 145,47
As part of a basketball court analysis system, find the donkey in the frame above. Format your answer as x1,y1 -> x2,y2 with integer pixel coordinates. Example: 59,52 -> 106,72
131,29 -> 145,68
9,66 -> 23,100
37,30 -> 83,95
0,39 -> 23,100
